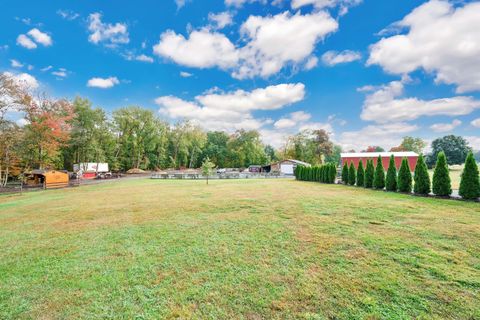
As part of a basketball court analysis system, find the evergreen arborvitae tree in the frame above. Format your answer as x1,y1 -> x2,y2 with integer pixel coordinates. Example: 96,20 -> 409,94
397,157 -> 412,193
330,164 -> 337,184
364,159 -> 374,188
385,155 -> 397,192
315,166 -> 320,182
373,156 -> 385,190
414,154 -> 431,195
320,166 -> 325,183
342,163 -> 349,185
356,160 -> 365,187
432,151 -> 452,196
459,152 -> 480,200
348,163 -> 356,186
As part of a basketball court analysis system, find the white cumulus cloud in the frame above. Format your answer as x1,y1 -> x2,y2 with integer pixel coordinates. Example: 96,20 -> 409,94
234,11 -> 338,79
360,80 -> 480,123
153,29 -> 239,69
16,34 -> 37,49
155,83 -> 305,132
153,11 -> 338,79
87,76 -> 120,89
430,119 -> 462,133
208,12 -> 234,29
87,13 -> 129,47
368,1 -> 480,93
321,50 -> 361,66
470,118 -> 480,128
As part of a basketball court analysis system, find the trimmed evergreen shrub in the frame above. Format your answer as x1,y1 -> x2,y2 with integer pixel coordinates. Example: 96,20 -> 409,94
385,155 -> 397,192
342,163 -> 349,185
348,163 -> 356,186
414,154 -> 431,195
459,152 -> 480,200
330,164 -> 337,184
320,166 -> 325,183
315,166 -> 320,182
373,156 -> 385,190
397,157 -> 412,193
432,151 -> 452,196
356,161 -> 365,187
364,159 -> 374,188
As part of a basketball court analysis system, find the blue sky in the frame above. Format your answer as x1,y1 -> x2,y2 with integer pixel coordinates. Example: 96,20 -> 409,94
1,0 -> 479,150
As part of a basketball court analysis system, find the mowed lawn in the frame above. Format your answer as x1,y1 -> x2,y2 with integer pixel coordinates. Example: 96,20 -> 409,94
0,179 -> 479,319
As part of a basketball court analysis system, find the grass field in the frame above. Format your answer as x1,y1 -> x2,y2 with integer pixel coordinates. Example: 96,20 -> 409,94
1,179 -> 479,319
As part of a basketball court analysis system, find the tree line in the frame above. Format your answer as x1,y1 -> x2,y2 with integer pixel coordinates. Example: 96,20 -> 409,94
0,74 -> 337,185
296,151 -> 480,200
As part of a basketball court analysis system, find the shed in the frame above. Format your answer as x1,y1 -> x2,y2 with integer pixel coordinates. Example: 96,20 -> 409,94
266,159 -> 311,175
341,152 -> 419,171
26,170 -> 69,189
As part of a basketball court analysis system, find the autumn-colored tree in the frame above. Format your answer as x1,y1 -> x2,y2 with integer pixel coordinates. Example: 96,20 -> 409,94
22,95 -> 74,169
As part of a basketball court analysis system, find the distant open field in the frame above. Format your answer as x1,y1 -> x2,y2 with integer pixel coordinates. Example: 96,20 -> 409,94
1,179 -> 479,319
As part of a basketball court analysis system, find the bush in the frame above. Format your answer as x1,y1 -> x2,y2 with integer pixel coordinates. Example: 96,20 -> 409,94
459,152 -> 480,200
373,156 -> 385,190
342,163 -> 349,185
348,163 -> 356,186
385,155 -> 397,192
432,151 -> 452,196
315,166 -> 321,182
414,154 -> 431,195
356,161 -> 365,187
364,159 -> 374,188
330,163 -> 337,184
397,157 -> 412,193
320,166 -> 325,183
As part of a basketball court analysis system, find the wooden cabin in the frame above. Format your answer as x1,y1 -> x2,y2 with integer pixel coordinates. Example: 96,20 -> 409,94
26,170 -> 69,189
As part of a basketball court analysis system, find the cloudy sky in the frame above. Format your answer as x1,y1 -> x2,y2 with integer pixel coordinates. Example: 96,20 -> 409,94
1,0 -> 479,150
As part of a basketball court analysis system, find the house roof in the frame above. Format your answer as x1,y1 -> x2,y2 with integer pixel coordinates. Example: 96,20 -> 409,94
340,152 -> 418,158
271,159 -> 311,166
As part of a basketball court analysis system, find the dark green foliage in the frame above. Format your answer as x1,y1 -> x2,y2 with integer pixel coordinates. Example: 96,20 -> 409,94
432,151 -> 452,196
459,152 -> 480,200
329,163 -> 337,184
373,156 -> 385,190
414,154 -> 431,195
319,166 -> 324,182
385,155 -> 397,192
342,163 -> 349,185
348,163 -> 356,186
397,158 -> 412,193
428,135 -> 471,167
364,159 -> 374,188
356,161 -> 365,187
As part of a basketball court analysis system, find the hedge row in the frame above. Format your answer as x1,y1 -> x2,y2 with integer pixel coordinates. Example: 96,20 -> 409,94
339,152 -> 480,200
295,163 -> 337,184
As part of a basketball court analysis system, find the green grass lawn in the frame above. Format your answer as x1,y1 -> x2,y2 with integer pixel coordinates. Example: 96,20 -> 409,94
1,179 -> 479,319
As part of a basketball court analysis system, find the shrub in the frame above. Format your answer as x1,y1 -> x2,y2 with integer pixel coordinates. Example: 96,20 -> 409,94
385,155 -> 397,192
432,151 -> 452,196
459,152 -> 480,200
356,161 -> 365,187
330,163 -> 337,184
348,163 -> 356,186
414,154 -> 431,195
373,156 -> 385,190
397,157 -> 412,193
320,166 -> 325,183
315,166 -> 321,182
364,159 -> 374,188
342,163 -> 349,185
